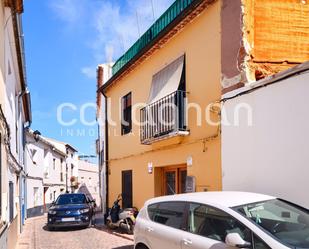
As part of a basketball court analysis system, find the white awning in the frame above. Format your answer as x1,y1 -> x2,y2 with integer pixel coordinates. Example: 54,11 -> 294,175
148,55 -> 184,104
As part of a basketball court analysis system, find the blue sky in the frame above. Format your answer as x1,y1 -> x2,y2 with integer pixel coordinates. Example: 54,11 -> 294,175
23,0 -> 174,157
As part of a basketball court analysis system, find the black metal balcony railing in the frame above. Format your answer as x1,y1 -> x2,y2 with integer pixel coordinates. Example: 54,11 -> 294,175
140,90 -> 188,144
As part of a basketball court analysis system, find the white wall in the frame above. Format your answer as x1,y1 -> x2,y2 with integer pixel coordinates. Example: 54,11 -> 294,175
2,6 -> 25,224
25,133 -> 67,209
78,160 -> 100,205
222,69 -> 309,208
26,180 -> 43,210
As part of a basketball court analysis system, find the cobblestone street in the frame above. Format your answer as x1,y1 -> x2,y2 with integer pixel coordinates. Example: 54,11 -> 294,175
16,215 -> 134,249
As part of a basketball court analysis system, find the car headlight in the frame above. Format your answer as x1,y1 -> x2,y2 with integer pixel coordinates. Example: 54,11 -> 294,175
48,210 -> 57,215
79,208 -> 90,214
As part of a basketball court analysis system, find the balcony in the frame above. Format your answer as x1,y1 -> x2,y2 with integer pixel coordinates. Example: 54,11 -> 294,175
140,90 -> 189,145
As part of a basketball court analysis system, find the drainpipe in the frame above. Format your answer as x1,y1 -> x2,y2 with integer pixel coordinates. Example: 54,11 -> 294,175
17,90 -> 31,231
97,65 -> 109,218
102,92 -> 109,219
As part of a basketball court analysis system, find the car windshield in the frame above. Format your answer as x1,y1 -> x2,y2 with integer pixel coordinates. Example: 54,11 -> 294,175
234,199 -> 309,248
55,194 -> 86,205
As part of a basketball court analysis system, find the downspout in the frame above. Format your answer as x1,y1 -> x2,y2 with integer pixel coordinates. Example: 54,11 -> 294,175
102,92 -> 109,218
11,0 -> 31,229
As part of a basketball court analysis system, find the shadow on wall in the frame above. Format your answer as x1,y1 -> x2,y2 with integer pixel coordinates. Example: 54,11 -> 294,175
78,184 -> 93,199
78,183 -> 100,207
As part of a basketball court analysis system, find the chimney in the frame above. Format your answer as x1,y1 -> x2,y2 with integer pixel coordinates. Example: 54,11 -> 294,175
96,65 -> 104,118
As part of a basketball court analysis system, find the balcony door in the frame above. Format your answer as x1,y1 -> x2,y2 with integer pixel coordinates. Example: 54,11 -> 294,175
163,166 -> 187,195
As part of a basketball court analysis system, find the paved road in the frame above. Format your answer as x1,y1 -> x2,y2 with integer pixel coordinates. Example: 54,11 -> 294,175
16,215 -> 134,249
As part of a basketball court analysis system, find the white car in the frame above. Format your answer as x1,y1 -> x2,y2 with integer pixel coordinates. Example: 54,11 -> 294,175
134,192 -> 309,249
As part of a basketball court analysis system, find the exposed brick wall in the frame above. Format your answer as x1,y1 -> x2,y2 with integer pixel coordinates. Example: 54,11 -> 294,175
222,0 -> 309,93
243,0 -> 309,80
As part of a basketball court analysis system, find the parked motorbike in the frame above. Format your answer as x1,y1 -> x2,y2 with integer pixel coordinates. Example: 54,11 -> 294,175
106,194 -> 138,234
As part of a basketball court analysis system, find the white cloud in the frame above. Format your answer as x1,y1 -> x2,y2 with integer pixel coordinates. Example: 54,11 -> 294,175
49,0 -> 85,23
92,0 -> 175,63
81,67 -> 96,79
49,0 -> 175,75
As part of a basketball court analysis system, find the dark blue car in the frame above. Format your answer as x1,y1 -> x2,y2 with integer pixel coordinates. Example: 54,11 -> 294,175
47,193 -> 94,230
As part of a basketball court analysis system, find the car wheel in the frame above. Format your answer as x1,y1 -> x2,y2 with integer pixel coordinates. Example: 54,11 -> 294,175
136,243 -> 149,249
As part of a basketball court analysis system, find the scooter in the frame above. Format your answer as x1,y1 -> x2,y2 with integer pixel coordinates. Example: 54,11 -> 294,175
106,194 -> 138,234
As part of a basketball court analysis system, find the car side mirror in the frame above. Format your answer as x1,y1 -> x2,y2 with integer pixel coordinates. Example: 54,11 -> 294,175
225,233 -> 251,248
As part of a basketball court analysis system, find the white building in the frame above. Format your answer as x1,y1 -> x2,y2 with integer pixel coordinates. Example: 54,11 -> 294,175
78,160 -> 100,207
44,138 -> 79,193
0,1 -> 32,249
25,130 -> 67,218
222,62 -> 309,208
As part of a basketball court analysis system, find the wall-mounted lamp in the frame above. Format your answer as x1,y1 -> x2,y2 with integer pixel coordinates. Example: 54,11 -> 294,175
187,156 -> 193,167
148,162 -> 153,174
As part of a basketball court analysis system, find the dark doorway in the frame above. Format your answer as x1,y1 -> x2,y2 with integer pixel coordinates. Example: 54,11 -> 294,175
122,170 -> 132,208
43,187 -> 48,211
9,181 -> 14,222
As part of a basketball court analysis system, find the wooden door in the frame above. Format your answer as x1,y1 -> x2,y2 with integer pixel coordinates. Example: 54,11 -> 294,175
163,167 -> 187,195
122,170 -> 133,208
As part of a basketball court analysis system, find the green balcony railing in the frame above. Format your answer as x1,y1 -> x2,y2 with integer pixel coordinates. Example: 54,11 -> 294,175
112,0 -> 196,76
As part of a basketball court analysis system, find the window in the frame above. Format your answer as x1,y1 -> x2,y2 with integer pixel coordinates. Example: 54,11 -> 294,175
53,158 -> 56,170
33,187 -> 39,206
60,158 -> 63,181
234,199 -> 309,248
56,194 -> 86,205
9,181 -> 14,222
148,203 -> 160,220
148,202 -> 186,230
15,124 -> 18,154
254,235 -> 271,249
121,92 -> 132,135
188,203 -> 252,243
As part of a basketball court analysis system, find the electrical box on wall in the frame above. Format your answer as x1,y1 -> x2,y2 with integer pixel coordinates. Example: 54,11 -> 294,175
185,176 -> 196,193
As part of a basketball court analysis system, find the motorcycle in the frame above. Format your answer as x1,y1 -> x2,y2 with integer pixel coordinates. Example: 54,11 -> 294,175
106,194 -> 138,234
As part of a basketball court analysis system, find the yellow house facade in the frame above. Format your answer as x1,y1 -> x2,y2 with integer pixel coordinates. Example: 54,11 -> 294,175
101,0 -> 222,209
99,0 -> 309,210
